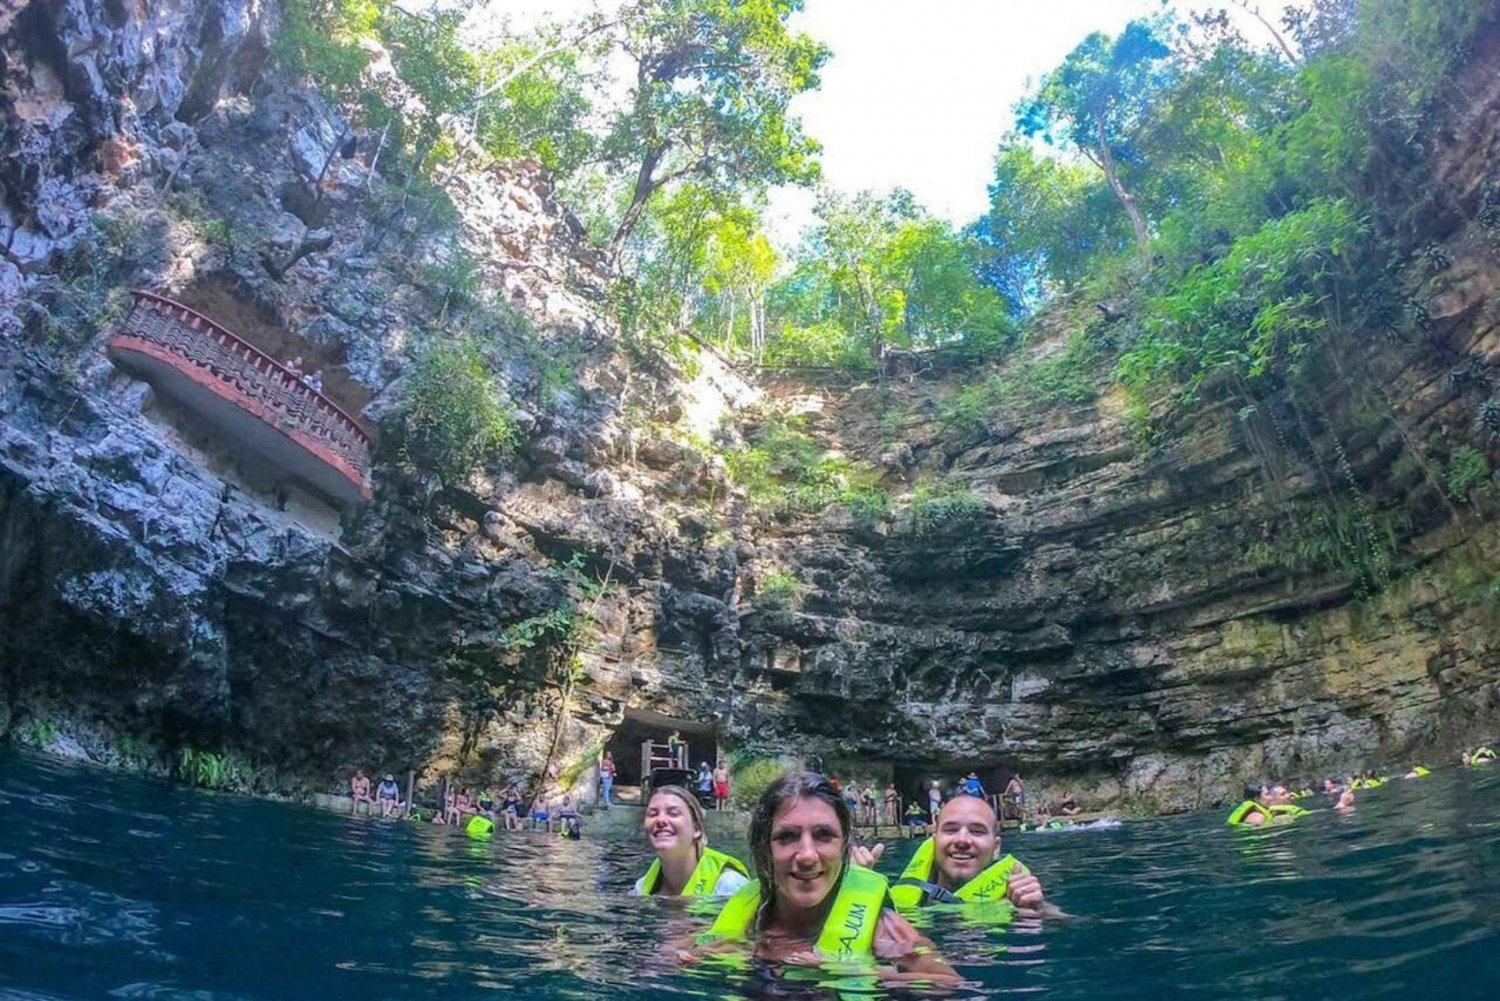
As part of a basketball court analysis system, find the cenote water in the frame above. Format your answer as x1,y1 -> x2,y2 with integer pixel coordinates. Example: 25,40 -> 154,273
3,751 -> 1499,1000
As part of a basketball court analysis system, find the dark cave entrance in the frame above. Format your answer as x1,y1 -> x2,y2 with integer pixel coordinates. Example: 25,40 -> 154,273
603,708 -> 719,790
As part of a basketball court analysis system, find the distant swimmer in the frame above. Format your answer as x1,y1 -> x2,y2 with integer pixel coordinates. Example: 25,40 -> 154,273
1405,765 -> 1431,778
1227,783 -> 1308,827
698,771 -> 959,982
852,793 -> 1048,913
1334,788 -> 1356,813
635,785 -> 749,897
1463,747 -> 1496,767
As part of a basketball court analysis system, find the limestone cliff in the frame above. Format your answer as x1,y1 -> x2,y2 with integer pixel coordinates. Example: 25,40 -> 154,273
4,0 -> 1500,813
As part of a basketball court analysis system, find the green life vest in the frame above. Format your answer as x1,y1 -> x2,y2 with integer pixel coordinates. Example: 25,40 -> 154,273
636,846 -> 749,897
1473,747 -> 1496,763
1267,803 -> 1308,819
702,864 -> 889,963
465,815 -> 494,839
1410,766 -> 1430,777
1226,800 -> 1265,826
888,837 -> 1021,910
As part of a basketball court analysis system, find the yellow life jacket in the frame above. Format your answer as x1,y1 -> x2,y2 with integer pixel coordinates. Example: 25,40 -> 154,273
1473,747 -> 1496,763
1267,803 -> 1308,820
1410,766 -> 1430,777
636,846 -> 749,897
701,864 -> 889,963
465,815 -> 494,839
1226,800 -> 1265,826
888,837 -> 1021,910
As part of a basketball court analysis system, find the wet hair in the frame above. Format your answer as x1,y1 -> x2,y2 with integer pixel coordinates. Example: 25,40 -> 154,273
747,771 -> 851,908
646,785 -> 707,855
1244,782 -> 1265,801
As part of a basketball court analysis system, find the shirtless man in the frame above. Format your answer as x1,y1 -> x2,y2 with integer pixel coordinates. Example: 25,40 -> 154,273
853,794 -> 1047,911
350,770 -> 374,816
712,761 -> 730,811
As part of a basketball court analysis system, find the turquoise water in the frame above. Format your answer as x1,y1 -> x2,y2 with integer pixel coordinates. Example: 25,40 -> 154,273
2,751 -> 1499,999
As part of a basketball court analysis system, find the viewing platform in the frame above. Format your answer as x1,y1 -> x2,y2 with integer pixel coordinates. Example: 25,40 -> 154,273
107,291 -> 373,504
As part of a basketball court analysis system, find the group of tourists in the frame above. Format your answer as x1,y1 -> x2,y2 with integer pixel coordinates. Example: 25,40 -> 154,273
631,771 -> 1050,982
1226,747 -> 1496,827
282,355 -> 325,393
348,769 -> 580,836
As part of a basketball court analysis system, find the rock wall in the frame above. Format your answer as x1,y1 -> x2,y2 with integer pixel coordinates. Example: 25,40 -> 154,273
4,1 -> 1500,813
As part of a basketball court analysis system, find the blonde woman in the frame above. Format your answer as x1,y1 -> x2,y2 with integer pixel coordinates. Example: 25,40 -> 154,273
635,785 -> 749,897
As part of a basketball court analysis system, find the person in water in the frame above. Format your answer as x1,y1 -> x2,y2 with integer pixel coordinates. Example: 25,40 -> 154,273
853,793 -> 1046,911
700,771 -> 959,982
636,785 -> 749,897
1226,782 -> 1306,826
1463,746 -> 1496,766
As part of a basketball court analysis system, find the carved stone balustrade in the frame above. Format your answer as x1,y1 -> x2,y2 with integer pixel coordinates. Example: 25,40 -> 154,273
107,291 -> 373,503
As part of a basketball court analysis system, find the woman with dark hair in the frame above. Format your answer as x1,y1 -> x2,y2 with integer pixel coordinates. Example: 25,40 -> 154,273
635,785 -> 750,897
701,771 -> 957,982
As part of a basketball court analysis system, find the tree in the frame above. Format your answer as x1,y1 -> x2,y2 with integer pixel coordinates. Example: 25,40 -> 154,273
600,0 -> 828,260
975,139 -> 1131,307
1016,19 -> 1177,251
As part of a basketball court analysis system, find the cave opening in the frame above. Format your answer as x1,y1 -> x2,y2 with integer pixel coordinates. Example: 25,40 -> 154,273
603,708 -> 719,792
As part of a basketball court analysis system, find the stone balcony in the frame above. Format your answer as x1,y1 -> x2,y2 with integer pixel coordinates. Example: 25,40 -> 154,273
107,291 -> 373,504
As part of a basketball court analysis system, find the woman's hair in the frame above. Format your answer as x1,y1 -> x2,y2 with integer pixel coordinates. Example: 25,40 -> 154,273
747,771 -> 851,907
648,785 -> 707,854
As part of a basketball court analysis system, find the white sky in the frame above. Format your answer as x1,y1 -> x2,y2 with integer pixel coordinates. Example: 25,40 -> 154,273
482,0 -> 1300,238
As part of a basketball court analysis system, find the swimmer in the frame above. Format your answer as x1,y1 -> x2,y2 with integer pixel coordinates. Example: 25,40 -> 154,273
635,785 -> 749,897
852,793 -> 1047,912
1334,788 -> 1356,813
699,771 -> 958,982
1227,782 -> 1305,827
1464,746 -> 1496,766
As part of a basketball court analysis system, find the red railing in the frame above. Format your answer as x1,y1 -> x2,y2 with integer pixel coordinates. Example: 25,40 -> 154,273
110,291 -> 373,495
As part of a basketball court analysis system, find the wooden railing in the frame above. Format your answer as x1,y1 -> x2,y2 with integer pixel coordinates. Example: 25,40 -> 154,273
113,291 -> 372,488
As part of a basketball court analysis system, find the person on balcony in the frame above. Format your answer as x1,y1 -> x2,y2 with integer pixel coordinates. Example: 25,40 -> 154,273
284,356 -> 304,378
303,370 -> 324,393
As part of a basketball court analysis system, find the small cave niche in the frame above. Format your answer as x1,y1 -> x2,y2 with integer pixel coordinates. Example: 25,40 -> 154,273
602,707 -> 720,792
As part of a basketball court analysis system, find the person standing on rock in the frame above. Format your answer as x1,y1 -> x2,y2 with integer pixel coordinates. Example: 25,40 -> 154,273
712,760 -> 730,810
1003,774 -> 1025,821
927,780 -> 943,826
600,751 -> 616,808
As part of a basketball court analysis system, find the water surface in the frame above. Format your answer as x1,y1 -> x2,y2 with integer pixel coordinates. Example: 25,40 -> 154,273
2,751 -> 1498,999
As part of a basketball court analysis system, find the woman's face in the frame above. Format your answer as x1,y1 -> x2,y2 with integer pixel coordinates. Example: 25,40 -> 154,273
770,796 -> 845,911
644,793 -> 699,857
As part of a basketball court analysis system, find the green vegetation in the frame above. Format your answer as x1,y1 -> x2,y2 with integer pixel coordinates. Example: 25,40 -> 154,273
939,333 -> 1101,433
1445,446 -> 1491,502
725,417 -> 888,518
386,340 -> 517,485
757,569 -> 807,610
177,747 -> 256,792
730,757 -> 788,810
900,480 -> 987,536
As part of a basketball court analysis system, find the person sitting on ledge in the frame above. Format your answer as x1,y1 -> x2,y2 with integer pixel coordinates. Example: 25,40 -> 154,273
854,794 -> 1047,912
1057,791 -> 1080,817
350,770 -> 374,816
904,801 -> 928,829
375,774 -> 402,818
284,356 -> 303,378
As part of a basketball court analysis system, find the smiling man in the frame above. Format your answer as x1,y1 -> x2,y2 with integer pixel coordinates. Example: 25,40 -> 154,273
852,794 -> 1045,911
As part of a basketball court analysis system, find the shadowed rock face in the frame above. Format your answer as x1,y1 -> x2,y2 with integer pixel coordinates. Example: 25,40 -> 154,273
4,2 -> 1500,812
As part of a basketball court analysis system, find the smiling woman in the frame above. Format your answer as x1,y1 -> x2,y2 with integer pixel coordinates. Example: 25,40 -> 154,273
698,771 -> 961,985
634,786 -> 750,898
